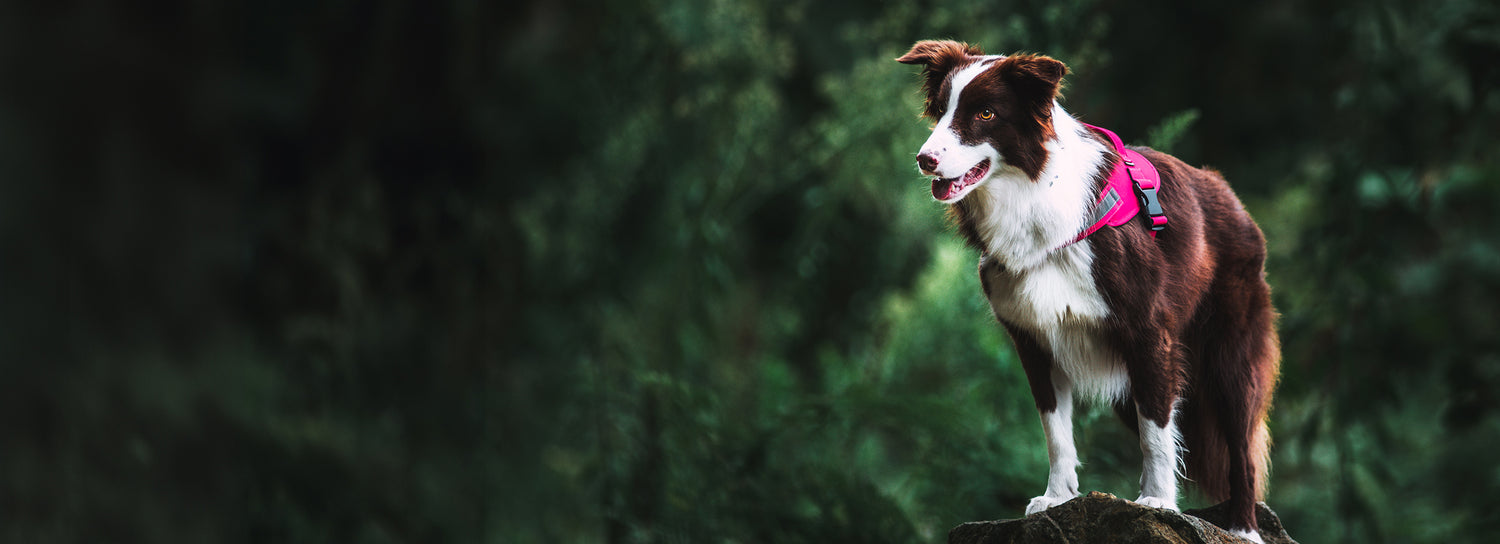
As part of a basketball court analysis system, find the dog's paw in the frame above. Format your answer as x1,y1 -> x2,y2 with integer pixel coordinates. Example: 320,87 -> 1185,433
1025,494 -> 1070,515
1133,495 -> 1178,511
1229,528 -> 1265,544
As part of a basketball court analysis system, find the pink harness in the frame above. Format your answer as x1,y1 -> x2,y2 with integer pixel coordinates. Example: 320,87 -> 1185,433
1063,123 -> 1168,248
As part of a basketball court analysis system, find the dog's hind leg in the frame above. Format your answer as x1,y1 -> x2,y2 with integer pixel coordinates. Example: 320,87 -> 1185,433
1209,358 -> 1271,544
1184,244 -> 1277,543
1206,324 -> 1276,544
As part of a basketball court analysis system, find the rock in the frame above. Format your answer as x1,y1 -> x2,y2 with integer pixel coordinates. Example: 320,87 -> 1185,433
948,492 -> 1298,544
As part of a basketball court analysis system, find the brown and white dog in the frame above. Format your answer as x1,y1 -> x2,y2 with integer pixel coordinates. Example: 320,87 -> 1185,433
897,40 -> 1279,543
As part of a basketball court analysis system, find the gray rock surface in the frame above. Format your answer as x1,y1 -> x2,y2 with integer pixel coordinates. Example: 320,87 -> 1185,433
948,492 -> 1298,544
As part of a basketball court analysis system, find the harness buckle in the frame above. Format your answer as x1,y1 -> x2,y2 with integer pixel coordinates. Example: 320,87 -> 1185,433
1136,185 -> 1167,231
1137,185 -> 1163,216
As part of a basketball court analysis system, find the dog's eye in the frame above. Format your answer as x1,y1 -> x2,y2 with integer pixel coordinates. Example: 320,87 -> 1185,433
978,109 -> 995,121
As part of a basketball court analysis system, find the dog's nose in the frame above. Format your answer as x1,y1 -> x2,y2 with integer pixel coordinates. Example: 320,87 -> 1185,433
916,151 -> 939,173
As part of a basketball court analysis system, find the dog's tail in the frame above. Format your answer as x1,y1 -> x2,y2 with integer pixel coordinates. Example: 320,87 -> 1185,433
1181,331 -> 1278,503
1184,417 -> 1272,501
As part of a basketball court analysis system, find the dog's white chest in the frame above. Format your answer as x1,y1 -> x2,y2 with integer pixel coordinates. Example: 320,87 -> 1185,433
982,247 -> 1107,327
982,249 -> 1129,402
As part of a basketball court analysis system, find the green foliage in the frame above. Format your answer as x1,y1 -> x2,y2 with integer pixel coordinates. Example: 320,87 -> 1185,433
1144,109 -> 1200,155
3,0 -> 1498,543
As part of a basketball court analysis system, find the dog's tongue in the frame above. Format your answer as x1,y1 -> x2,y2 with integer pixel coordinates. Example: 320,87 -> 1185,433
931,177 -> 958,200
930,160 -> 989,201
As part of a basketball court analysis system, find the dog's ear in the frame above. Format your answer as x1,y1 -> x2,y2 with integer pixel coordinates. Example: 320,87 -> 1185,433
1000,54 -> 1068,101
895,40 -> 983,66
897,40 -> 983,119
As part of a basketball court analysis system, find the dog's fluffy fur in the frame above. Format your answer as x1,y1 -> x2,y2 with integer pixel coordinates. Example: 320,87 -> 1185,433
898,40 -> 1279,542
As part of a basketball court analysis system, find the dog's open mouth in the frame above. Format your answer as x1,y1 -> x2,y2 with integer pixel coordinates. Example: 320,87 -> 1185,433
931,159 -> 991,201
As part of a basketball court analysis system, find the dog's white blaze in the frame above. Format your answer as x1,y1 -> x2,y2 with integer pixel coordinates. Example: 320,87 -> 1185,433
918,60 -> 1000,200
1027,384 -> 1080,515
933,58 -> 1000,137
1135,405 -> 1182,511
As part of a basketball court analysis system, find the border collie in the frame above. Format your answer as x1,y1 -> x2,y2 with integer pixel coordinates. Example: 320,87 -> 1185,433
897,40 -> 1279,543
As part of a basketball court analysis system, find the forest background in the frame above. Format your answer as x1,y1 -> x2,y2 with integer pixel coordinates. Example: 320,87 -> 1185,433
3,0 -> 1498,542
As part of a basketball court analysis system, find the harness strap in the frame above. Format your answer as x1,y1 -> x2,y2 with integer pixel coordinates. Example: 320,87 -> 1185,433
1062,123 -> 1168,248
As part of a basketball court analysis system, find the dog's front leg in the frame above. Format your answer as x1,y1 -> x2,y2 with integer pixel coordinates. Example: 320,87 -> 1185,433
995,321 -> 1079,515
1134,404 -> 1180,511
989,268 -> 1080,515
1027,381 -> 1080,514
1124,329 -> 1183,512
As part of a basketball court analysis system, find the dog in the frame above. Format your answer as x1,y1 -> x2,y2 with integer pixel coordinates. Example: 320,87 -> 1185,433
897,40 -> 1280,543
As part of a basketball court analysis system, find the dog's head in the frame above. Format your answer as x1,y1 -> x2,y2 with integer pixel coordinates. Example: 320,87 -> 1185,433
897,41 -> 1068,202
